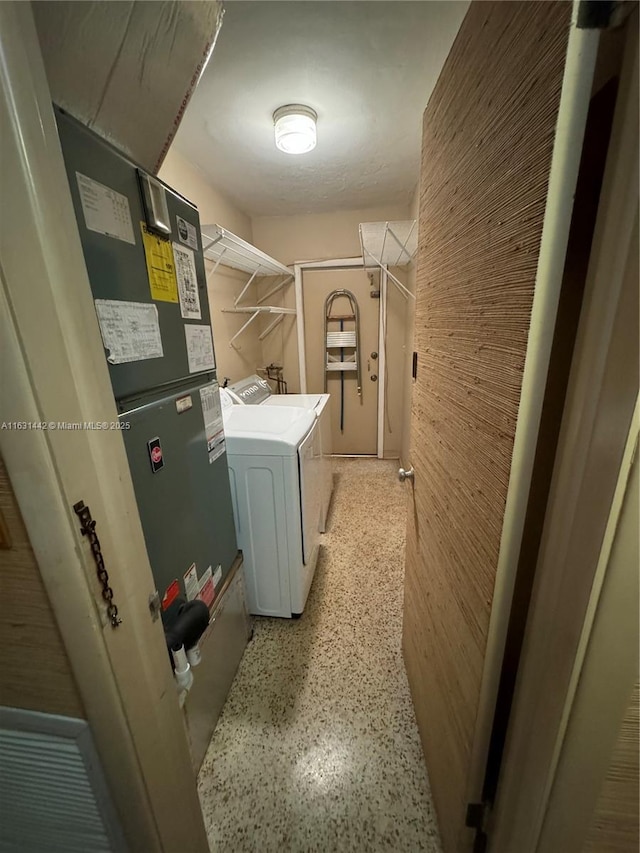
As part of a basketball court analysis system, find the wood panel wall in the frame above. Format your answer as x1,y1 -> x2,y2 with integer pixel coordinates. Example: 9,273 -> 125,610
585,682 -> 640,852
402,2 -> 570,850
0,455 -> 84,718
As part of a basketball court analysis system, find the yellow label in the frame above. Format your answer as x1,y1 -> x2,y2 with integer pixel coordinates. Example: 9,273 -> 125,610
140,222 -> 178,303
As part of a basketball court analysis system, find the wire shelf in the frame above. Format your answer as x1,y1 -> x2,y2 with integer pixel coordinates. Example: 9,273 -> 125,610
359,220 -> 418,269
200,224 -> 292,277
220,306 -> 296,315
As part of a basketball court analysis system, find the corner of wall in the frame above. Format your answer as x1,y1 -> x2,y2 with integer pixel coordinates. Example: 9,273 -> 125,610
159,146 -> 265,383
159,146 -> 253,242
409,181 -> 420,222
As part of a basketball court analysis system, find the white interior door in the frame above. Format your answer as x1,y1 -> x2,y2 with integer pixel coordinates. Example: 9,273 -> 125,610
401,4 -> 593,851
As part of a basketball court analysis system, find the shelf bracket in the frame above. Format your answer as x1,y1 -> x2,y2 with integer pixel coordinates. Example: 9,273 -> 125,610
234,268 -> 261,307
258,313 -> 285,341
208,247 -> 228,278
228,309 -> 261,348
363,249 -> 415,301
257,274 -> 294,305
386,221 -> 417,265
201,233 -> 224,255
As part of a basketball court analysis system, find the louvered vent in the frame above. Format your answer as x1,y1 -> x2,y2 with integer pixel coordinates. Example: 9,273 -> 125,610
0,708 -> 126,852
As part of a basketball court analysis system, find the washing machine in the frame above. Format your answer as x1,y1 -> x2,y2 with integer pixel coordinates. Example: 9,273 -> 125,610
225,375 -> 333,531
221,398 -> 322,618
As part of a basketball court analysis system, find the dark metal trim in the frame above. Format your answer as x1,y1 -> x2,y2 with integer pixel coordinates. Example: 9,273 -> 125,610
577,0 -> 615,29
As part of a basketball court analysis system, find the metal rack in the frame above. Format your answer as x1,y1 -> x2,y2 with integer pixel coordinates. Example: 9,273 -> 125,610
201,224 -> 295,347
324,289 -> 362,433
358,220 -> 418,300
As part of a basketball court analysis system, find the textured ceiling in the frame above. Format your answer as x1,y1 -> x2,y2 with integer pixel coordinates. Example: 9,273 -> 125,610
172,1 -> 469,217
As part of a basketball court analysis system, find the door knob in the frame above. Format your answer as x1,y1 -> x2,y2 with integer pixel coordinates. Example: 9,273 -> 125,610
398,466 -> 414,483
371,374 -> 378,382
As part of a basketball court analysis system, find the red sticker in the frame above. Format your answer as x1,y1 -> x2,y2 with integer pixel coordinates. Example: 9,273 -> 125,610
162,579 -> 180,610
148,436 -> 164,473
197,578 -> 215,608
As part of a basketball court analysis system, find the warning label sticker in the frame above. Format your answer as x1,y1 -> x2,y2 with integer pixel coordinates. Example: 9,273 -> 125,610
76,172 -> 135,245
200,383 -> 225,464
173,242 -> 201,320
185,325 -> 215,374
176,215 -> 198,250
183,563 -> 199,601
94,299 -> 163,364
140,222 -> 178,303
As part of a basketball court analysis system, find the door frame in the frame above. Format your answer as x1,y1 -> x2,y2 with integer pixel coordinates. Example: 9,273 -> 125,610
462,11 -> 601,810
402,4 -> 601,847
536,403 -> 638,851
490,14 -> 638,847
0,4 -> 209,850
294,257 -> 387,458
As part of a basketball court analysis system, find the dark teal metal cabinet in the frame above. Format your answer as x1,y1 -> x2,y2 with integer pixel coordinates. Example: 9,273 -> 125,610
55,107 -> 238,604
121,380 -> 237,604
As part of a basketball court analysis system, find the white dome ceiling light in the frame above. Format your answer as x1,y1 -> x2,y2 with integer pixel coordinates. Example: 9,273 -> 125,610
273,104 -> 317,154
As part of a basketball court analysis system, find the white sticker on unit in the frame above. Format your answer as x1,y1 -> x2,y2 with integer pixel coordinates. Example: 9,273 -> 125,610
213,565 -> 223,589
198,566 -> 213,588
76,172 -> 135,245
183,563 -> 199,601
185,324 -> 215,374
200,384 -> 223,445
175,394 -> 193,414
207,438 -> 225,464
200,383 -> 225,463
176,215 -> 198,250
173,242 -> 201,320
94,299 -> 163,364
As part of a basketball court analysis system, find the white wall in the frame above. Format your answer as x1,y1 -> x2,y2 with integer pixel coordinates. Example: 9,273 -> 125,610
252,204 -> 409,265
252,205 -> 412,457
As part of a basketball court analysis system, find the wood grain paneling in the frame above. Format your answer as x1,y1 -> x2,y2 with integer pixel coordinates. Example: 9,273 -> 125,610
0,455 -> 84,718
0,506 -> 11,550
402,3 -> 570,850
585,682 -> 640,852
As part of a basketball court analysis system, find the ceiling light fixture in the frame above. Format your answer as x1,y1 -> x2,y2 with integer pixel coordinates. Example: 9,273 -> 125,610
273,104 -> 317,154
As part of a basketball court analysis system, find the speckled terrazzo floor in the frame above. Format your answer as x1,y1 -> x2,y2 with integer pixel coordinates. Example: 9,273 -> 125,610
197,457 -> 442,853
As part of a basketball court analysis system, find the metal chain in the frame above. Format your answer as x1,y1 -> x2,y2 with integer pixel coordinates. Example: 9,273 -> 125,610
73,500 -> 122,628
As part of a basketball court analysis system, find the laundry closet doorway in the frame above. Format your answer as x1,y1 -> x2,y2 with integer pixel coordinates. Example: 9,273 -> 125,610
301,265 -> 380,455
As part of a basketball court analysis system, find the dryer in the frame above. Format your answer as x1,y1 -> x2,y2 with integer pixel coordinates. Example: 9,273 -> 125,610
221,400 -> 322,618
226,375 -> 333,531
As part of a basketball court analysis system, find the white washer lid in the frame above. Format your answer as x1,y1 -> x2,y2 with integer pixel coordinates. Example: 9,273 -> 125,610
223,405 -> 316,457
219,387 -> 241,409
262,394 -> 324,411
